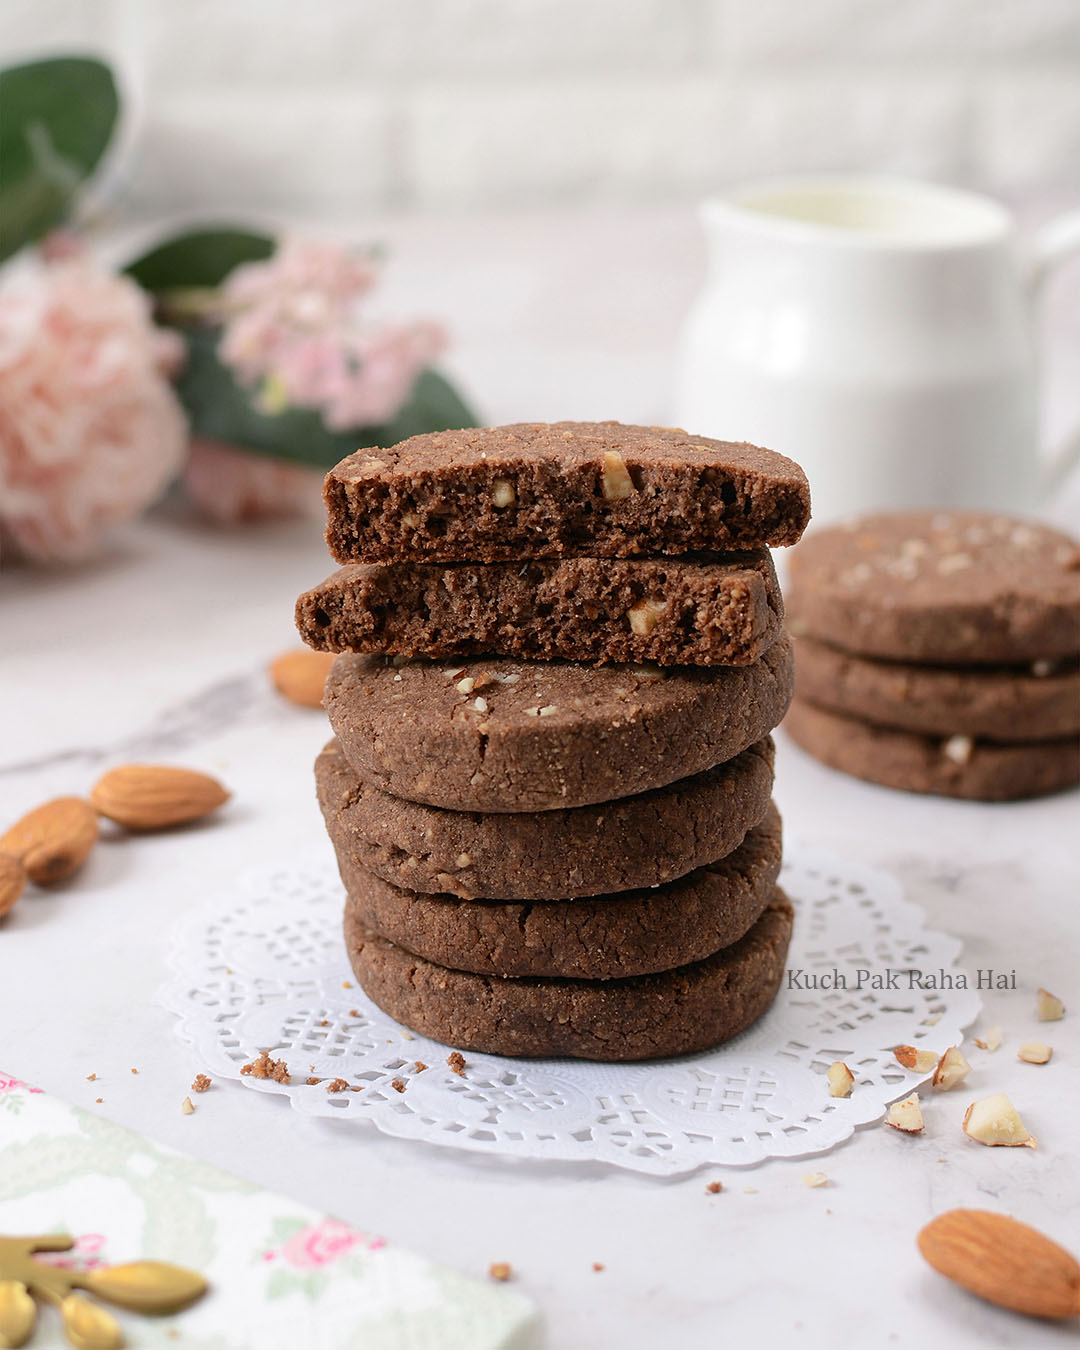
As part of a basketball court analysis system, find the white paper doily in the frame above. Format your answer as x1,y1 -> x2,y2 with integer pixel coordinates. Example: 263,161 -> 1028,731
161,841 -> 980,1176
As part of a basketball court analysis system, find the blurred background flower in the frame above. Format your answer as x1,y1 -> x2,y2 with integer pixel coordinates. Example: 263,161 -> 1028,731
0,253 -> 187,561
0,55 -> 475,564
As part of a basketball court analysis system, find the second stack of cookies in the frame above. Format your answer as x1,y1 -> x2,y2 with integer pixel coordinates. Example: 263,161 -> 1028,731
298,421 -> 811,1060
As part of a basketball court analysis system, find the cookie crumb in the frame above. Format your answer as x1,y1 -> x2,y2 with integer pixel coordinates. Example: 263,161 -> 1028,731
130,1068 -> 138,1075
342,980 -> 353,988
414,1061 -> 428,1072
705,1181 -> 723,1195
592,1262 -> 605,1272
86,1073 -> 97,1081
489,1262 -> 512,1282
191,1073 -> 211,1093
306,1076 -> 322,1086
181,1096 -> 195,1115
95,1097 -> 103,1104
326,1078 -> 349,1093
447,1051 -> 466,1076
348,1009 -> 361,1018
391,1078 -> 406,1093
241,1050 -> 290,1083
319,1019 -> 329,1027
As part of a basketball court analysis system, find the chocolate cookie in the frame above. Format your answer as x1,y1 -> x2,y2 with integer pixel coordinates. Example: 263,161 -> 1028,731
315,736 -> 775,900
297,550 -> 783,668
325,633 -> 793,812
795,635 -> 1080,742
324,421 -> 811,563
788,512 -> 1080,664
785,698 -> 1080,801
345,892 -> 794,1059
338,803 -> 782,980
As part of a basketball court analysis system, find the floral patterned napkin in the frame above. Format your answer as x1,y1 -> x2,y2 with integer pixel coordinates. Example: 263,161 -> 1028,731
0,1072 -> 540,1349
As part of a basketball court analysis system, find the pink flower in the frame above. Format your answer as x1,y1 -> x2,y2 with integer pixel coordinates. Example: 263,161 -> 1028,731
36,1233 -> 107,1270
216,236 -> 446,430
0,258 -> 188,563
0,1073 -> 41,1094
183,438 -> 323,525
280,1220 -> 362,1270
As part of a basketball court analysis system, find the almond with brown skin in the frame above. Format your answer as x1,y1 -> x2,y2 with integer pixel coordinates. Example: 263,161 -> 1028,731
0,854 -> 27,917
90,766 -> 230,830
1,796 -> 99,883
270,649 -> 335,708
918,1209 -> 1080,1319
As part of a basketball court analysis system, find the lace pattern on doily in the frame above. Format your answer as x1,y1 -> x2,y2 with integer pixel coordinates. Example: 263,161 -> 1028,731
161,841 -> 980,1175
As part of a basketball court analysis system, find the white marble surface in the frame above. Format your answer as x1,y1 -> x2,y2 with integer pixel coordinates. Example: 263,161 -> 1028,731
2,207 -> 1079,1349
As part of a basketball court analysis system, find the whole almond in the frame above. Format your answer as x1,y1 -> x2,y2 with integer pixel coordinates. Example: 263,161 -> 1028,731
0,853 -> 27,917
271,648 -> 335,708
918,1209 -> 1080,1319
90,765 -> 230,831
1,796 -> 99,883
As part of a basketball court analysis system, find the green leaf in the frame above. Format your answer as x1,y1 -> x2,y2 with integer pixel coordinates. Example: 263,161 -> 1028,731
0,57 -> 118,262
124,227 -> 274,292
173,326 -> 479,468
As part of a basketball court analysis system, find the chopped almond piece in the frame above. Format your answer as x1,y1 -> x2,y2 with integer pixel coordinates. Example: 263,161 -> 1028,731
962,1093 -> 1036,1148
1036,988 -> 1065,1022
931,1046 -> 970,1091
895,1045 -> 938,1073
180,1096 -> 195,1115
1017,1042 -> 1052,1065
885,1094 -> 924,1133
802,1171 -> 829,1188
826,1061 -> 854,1098
973,1026 -> 1003,1052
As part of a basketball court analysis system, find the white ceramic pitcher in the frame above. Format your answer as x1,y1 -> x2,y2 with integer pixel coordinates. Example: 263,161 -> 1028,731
674,175 -> 1080,526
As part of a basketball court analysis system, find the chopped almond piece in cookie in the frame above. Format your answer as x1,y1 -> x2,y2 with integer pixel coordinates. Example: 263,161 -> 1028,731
962,1093 -> 1036,1148
973,1026 -> 1003,1052
447,1051 -> 466,1076
826,1061 -> 854,1097
885,1094 -> 924,1133
931,1047 -> 970,1091
1017,1043 -> 1052,1065
895,1045 -> 938,1073
191,1073 -> 211,1093
240,1050 -> 290,1083
1036,988 -> 1065,1021
488,1262 -> 512,1282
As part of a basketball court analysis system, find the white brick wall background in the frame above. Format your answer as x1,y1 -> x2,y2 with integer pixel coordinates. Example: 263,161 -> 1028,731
3,0 -> 1079,217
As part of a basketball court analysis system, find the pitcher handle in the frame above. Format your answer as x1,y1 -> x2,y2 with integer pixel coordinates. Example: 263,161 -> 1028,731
1028,207 -> 1080,498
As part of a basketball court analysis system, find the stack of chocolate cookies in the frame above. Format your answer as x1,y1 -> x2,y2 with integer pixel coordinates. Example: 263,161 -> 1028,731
786,511 -> 1080,800
297,422 -> 811,1060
